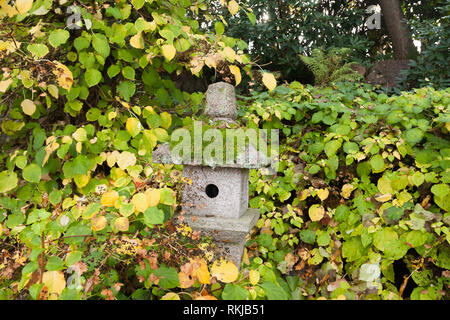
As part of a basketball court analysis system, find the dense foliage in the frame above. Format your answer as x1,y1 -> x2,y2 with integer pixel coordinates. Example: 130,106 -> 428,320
0,0 -> 449,301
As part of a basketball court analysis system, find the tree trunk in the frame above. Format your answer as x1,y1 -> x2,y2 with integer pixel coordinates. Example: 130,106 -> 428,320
379,0 -> 418,59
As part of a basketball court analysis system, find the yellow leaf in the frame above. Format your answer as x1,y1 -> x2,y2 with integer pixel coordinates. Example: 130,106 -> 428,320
131,193 -> 148,213
249,270 -> 260,285
229,65 -> 241,86
317,188 -> 329,201
92,216 -> 107,231
211,259 -> 239,283
75,141 -> 82,153
375,193 -> 392,203
52,61 -> 73,91
130,32 -> 144,49
42,271 -> 65,300
106,151 -> 120,168
115,217 -> 129,232
341,184 -> 355,199
126,117 -> 142,137
74,173 -> 90,188
262,72 -> 277,91
21,99 -> 36,116
193,259 -> 210,284
223,46 -> 236,62
446,122 -> 450,132
16,0 -> 33,14
0,79 -> 13,92
274,110 -> 281,119
227,0 -> 239,15
101,190 -> 119,207
195,295 -> 217,300
161,292 -> 180,300
299,189 -> 310,201
144,188 -> 160,207
309,204 -> 325,222
72,128 -> 87,142
0,223 -> 3,236
162,44 -> 176,61
117,151 -> 136,170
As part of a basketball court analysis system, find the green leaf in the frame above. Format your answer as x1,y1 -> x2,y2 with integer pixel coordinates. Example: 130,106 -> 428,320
370,154 -> 385,172
159,187 -> 176,205
404,128 -> 424,145
324,140 -> 342,157
46,256 -> 65,271
215,22 -> 225,35
0,171 -> 18,193
22,163 -> 42,183
84,69 -> 102,87
27,43 -> 49,58
261,281 -> 289,300
384,206 -> 404,221
73,37 -> 90,51
122,66 -> 135,80
342,237 -> 364,262
143,207 -> 165,226
299,230 -> 315,244
107,65 -> 121,78
431,184 -> 449,199
117,81 -> 135,101
66,251 -> 82,266
153,266 -> 179,289
48,29 -> 70,48
222,283 -> 249,300
92,33 -> 110,58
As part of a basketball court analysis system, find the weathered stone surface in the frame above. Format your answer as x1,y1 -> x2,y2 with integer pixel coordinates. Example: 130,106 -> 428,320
366,59 -> 411,88
181,165 -> 249,219
177,208 -> 260,243
204,82 -> 237,120
175,209 -> 260,267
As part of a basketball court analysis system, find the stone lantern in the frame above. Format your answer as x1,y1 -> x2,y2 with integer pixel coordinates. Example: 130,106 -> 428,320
152,82 -> 268,266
